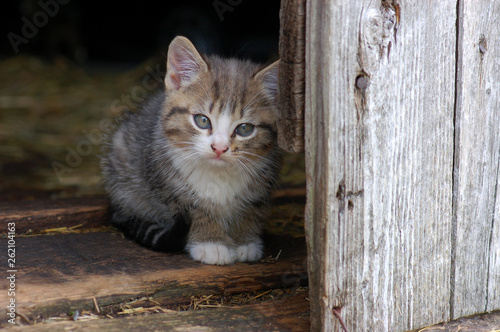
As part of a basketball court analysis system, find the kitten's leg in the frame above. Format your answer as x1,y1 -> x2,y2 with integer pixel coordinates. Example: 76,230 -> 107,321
111,207 -> 188,252
230,207 -> 266,263
187,209 -> 237,265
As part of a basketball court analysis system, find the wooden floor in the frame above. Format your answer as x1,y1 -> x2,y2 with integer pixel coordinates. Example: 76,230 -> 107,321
1,232 -> 309,331
4,294 -> 310,331
0,193 -> 311,331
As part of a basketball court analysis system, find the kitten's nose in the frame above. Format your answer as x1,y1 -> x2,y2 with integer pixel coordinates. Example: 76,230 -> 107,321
211,144 -> 229,157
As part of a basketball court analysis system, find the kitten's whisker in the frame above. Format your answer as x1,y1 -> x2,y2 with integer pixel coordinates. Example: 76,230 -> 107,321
170,141 -> 198,147
238,151 -> 266,160
235,158 -> 262,181
241,155 -> 280,180
252,106 -> 277,111
175,153 -> 202,167
241,91 -> 267,114
234,161 -> 253,180
238,155 -> 266,170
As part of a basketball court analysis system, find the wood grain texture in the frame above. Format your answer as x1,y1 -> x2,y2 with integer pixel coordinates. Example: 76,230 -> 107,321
278,0 -> 305,153
491,171 -> 500,312
453,0 -> 500,318
3,293 -> 310,332
0,196 -> 109,234
0,189 -> 304,235
0,233 -> 307,325
305,1 -> 456,331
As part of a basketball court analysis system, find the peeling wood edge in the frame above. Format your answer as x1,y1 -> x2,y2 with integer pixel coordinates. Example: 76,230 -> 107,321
278,0 -> 306,153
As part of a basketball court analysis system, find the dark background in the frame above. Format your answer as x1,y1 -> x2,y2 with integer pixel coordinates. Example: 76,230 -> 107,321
1,0 -> 280,68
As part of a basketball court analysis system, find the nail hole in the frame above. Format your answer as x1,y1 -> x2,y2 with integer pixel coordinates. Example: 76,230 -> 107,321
479,34 -> 487,54
356,75 -> 369,90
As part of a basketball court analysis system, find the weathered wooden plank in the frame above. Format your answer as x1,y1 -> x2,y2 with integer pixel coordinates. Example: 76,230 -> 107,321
491,171 -> 500,312
305,1 -> 456,331
0,232 -> 307,325
452,0 -> 500,318
3,293 -> 310,332
0,196 -> 109,234
0,189 -> 304,235
278,0 -> 305,153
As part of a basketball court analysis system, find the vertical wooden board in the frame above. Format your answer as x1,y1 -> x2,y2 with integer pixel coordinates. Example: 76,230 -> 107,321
278,0 -> 306,153
453,0 -> 500,318
305,1 -> 456,331
359,1 -> 456,330
305,2 -> 341,330
490,170 -> 500,311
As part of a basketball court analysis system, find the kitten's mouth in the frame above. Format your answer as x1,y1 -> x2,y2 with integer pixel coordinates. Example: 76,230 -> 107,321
209,156 -> 228,164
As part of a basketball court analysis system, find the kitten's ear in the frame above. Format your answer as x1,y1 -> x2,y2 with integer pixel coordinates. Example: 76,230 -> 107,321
165,36 -> 208,90
254,60 -> 280,103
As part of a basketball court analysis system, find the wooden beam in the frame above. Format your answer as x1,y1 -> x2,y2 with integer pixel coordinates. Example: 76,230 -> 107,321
278,0 -> 306,153
452,0 -> 500,318
305,1 -> 456,330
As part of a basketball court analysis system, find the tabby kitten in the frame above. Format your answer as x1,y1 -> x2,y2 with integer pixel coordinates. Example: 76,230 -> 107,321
101,36 -> 281,265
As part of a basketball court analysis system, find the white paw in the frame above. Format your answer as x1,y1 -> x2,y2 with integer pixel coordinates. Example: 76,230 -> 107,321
236,241 -> 263,262
188,242 -> 236,265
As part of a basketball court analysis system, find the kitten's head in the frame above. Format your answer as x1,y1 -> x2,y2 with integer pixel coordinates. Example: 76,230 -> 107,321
161,36 -> 280,171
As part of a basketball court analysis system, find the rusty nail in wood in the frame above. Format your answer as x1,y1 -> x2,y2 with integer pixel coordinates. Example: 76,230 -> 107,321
333,307 -> 349,332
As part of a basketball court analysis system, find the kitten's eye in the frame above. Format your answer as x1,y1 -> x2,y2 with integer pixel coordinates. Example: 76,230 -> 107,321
235,123 -> 255,137
194,114 -> 211,129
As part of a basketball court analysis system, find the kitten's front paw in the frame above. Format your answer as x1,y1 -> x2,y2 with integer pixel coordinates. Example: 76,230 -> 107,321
236,241 -> 263,262
188,242 -> 236,265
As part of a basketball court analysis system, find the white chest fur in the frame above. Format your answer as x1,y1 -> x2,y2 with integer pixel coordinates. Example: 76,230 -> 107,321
184,162 -> 249,205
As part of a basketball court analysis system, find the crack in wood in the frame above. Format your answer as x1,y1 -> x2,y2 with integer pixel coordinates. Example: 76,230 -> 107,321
336,180 -> 364,202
